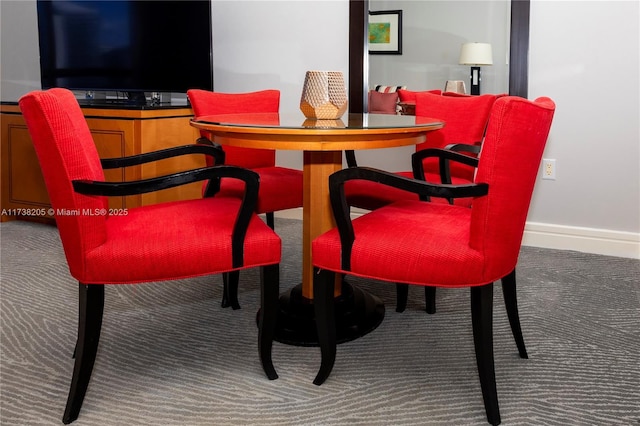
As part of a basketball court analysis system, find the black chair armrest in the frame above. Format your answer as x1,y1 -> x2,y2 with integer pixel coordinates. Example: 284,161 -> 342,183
412,147 -> 479,184
100,139 -> 225,198
73,165 -> 259,269
193,137 -> 226,196
444,142 -> 482,155
100,140 -> 224,169
194,137 -> 226,163
328,166 -> 488,270
72,165 -> 253,197
412,148 -> 480,204
346,141 -> 480,172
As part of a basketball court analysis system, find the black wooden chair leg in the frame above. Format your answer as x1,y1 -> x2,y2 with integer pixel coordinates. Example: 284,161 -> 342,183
470,284 -> 501,426
313,268 -> 337,386
63,283 -> 105,425
221,271 -> 241,310
396,284 -> 408,312
425,286 -> 436,314
501,269 -> 528,359
397,285 -> 437,313
258,264 -> 279,380
266,212 -> 275,230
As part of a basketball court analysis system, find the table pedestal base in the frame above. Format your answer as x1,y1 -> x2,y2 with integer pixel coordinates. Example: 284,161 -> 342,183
272,281 -> 385,347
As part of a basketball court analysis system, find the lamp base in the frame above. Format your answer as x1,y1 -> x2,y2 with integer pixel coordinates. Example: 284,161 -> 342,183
469,66 -> 481,96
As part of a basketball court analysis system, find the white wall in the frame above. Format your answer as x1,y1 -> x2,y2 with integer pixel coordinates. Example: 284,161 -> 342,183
0,1 -> 40,100
211,1 -> 349,112
1,0 -> 638,258
210,0 -> 349,167
525,0 -> 639,256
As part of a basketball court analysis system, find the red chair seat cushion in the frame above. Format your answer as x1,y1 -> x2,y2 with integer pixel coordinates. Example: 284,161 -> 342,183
216,167 -> 303,214
313,200 -> 495,287
83,197 -> 281,284
344,171 -> 472,210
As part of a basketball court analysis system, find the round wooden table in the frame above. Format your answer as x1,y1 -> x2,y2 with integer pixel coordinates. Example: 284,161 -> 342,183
191,112 -> 444,345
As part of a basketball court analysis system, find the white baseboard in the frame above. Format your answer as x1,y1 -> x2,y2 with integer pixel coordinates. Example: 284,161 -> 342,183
522,222 -> 639,259
274,209 -> 640,259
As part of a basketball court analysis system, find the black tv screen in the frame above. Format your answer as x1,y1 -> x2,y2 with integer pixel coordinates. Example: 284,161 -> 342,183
36,0 -> 213,101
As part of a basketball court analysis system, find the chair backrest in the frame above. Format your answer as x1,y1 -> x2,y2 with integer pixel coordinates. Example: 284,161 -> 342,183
414,92 -> 498,179
469,96 -> 555,279
187,89 -> 280,168
18,88 -> 109,277
414,92 -> 497,150
396,89 -> 442,104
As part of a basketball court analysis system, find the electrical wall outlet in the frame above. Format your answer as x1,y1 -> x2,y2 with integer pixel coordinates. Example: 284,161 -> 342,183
542,159 -> 556,180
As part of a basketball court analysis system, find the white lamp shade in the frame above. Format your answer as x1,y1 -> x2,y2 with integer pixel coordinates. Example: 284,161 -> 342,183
459,42 -> 493,66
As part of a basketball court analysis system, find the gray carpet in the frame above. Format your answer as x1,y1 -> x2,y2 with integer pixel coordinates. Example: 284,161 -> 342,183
1,218 -> 639,426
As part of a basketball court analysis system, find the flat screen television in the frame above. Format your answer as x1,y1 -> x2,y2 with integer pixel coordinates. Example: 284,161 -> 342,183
36,0 -> 213,105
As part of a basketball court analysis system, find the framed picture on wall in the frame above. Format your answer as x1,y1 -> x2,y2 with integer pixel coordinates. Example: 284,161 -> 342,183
368,10 -> 402,55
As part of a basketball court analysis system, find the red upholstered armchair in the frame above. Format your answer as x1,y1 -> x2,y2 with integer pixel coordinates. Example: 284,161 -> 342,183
346,92 -> 499,313
311,96 -> 556,425
187,89 -> 303,228
19,88 -> 282,424
187,89 -> 303,309
345,92 -> 498,210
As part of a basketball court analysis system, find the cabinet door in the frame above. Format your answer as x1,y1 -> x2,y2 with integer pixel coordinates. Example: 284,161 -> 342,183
1,114 -> 51,216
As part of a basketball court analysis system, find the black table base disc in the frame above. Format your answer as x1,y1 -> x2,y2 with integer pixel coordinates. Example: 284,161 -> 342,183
269,280 -> 385,347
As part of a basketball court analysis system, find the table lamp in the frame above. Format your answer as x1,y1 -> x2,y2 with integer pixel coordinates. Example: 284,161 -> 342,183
459,42 -> 493,95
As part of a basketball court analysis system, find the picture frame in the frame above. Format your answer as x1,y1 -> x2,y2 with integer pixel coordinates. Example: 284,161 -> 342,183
368,10 -> 403,55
